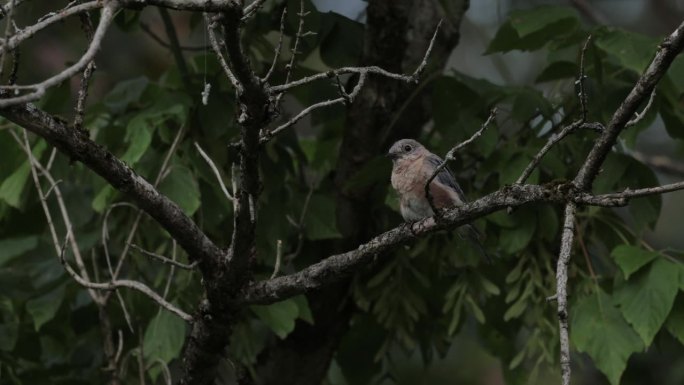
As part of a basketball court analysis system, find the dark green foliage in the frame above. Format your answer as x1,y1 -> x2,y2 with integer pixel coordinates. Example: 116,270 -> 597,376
1,3 -> 684,385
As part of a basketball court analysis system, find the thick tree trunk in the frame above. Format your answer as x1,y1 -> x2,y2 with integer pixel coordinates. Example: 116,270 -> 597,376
252,1 -> 468,384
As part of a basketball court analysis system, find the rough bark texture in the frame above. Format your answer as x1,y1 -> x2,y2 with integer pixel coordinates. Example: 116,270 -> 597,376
252,1 -> 468,384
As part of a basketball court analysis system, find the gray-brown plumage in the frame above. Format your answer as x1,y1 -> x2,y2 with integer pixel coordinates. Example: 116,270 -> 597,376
388,139 -> 489,261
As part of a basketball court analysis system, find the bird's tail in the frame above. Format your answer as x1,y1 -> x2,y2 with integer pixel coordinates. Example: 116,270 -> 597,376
461,224 -> 493,264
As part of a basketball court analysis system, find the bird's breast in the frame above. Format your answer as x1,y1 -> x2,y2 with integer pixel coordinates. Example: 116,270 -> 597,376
391,160 -> 426,194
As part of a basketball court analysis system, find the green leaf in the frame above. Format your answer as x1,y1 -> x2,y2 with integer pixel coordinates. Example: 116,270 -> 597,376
614,258 -> 679,346
0,140 -> 47,208
0,299 -> 19,351
319,13 -> 363,68
143,309 -> 187,381
499,210 -> 537,253
536,61 -> 577,83
158,166 -> 201,216
303,194 -> 342,240
104,76 -> 149,113
26,284 -> 65,331
486,8 -> 578,54
121,116 -> 154,165
251,299 -> 299,339
611,245 -> 659,280
0,235 -> 39,267
595,28 -> 658,74
292,295 -> 314,324
92,185 -> 117,213
509,6 -> 578,38
571,289 -> 643,385
666,294 -> 684,346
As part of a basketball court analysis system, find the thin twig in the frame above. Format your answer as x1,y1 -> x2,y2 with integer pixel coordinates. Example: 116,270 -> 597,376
73,11 -> 96,130
274,0 -> 308,106
59,243 -> 193,322
194,142 -> 235,202
516,121 -> 604,185
131,243 -> 198,270
261,73 -> 368,143
0,0 -> 16,81
205,14 -> 241,91
626,90 -> 656,127
270,20 -> 442,94
261,7 -> 286,83
424,108 -> 497,215
0,1 -> 101,54
577,35 -> 592,122
0,3 -> 117,107
270,240 -> 283,279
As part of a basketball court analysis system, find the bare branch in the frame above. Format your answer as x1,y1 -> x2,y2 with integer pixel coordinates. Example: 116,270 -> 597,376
577,35 -> 592,121
270,240 -> 283,279
276,0 -> 307,104
205,14 -> 241,91
516,121 -> 603,185
131,244 -> 198,270
575,20 -> 684,188
2,102 -> 224,283
261,7 -> 286,83
194,142 -> 235,202
425,108 -> 497,215
260,72 -> 368,143
59,240 -> 193,322
12,129 -> 103,303
0,3 -> 117,107
74,11 -> 96,130
242,0 -> 267,20
626,90 -> 656,127
270,20 -> 442,94
577,180 -> 684,206
0,1 -> 102,54
555,203 -> 577,385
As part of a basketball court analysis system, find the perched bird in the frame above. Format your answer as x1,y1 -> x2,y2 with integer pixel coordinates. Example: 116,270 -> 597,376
387,138 -> 489,260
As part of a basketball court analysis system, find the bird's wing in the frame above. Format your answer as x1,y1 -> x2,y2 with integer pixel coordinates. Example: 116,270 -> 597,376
425,154 -> 467,203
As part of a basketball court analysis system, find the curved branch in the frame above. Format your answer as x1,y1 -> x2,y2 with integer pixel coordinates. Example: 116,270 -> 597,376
60,241 -> 193,322
0,3 -> 116,107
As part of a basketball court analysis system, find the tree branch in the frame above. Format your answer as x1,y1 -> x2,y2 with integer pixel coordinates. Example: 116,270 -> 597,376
0,3 -> 116,107
574,21 -> 684,189
0,103 -> 224,282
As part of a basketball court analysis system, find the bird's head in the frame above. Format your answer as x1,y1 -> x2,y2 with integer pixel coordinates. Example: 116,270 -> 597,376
387,139 -> 425,163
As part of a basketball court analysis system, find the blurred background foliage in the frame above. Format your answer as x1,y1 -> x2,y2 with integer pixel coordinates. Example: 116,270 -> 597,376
1,0 -> 684,384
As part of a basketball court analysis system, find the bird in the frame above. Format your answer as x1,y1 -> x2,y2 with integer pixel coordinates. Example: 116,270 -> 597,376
387,138 -> 489,261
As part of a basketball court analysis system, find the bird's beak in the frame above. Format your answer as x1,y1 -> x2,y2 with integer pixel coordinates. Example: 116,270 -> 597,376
386,152 -> 398,160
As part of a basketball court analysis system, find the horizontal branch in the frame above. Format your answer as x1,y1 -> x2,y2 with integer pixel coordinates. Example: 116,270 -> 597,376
260,72 -> 368,143
0,103 -> 224,282
241,177 -> 684,304
269,20 -> 442,94
240,184 -> 559,304
578,180 -> 684,206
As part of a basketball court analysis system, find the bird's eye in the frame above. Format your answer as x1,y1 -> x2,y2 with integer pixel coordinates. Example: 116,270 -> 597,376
403,145 -> 412,152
